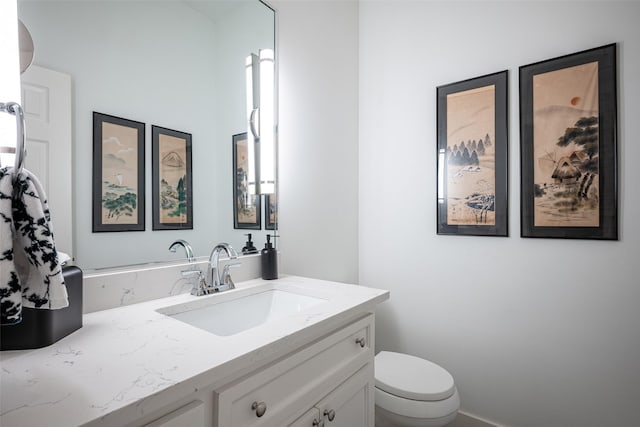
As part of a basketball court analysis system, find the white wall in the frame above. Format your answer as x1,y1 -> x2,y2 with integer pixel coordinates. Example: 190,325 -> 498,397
274,0 -> 360,284
359,1 -> 640,426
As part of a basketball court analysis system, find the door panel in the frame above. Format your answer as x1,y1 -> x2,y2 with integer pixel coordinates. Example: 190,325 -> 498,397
21,65 -> 73,257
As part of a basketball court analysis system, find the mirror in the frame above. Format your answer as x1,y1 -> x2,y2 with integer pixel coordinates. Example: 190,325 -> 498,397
17,0 -> 277,270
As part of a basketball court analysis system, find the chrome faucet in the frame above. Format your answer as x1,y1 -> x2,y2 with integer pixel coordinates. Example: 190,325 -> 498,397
192,243 -> 241,296
169,239 -> 195,263
169,239 -> 202,287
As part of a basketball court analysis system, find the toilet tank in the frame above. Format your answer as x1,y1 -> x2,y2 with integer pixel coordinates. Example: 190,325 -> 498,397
0,266 -> 83,350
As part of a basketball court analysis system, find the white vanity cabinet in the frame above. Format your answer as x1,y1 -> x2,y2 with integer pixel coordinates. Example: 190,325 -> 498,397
0,276 -> 389,427
213,314 -> 375,427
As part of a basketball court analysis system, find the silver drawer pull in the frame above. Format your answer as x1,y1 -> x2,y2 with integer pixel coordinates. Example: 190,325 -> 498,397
312,418 -> 324,427
324,409 -> 336,422
251,401 -> 267,417
355,337 -> 366,348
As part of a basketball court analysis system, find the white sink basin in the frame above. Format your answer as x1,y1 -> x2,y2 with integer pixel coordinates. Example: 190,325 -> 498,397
158,289 -> 327,336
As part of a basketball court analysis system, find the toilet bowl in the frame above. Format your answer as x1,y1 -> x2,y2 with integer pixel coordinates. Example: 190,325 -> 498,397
375,351 -> 460,427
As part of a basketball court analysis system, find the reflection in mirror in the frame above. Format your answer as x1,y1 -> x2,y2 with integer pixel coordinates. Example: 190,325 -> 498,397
18,20 -> 34,73
17,0 -> 276,270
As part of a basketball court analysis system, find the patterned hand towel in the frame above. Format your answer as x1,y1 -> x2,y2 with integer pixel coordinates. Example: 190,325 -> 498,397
0,166 -> 69,325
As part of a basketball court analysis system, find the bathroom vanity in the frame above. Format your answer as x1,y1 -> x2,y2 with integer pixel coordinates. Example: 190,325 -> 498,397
0,275 -> 388,427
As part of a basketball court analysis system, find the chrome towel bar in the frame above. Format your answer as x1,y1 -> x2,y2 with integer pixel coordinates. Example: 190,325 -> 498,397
0,101 -> 26,174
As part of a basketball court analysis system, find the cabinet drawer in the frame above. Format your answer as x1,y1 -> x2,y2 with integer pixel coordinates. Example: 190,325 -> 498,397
214,314 -> 373,427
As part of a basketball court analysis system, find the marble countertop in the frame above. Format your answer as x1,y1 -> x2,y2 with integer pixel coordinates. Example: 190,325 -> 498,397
0,275 -> 389,427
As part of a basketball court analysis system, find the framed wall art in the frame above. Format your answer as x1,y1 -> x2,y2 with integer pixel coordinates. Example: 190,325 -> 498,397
265,193 -> 277,230
519,43 -> 617,240
436,70 -> 509,236
152,125 -> 193,230
233,132 -> 261,230
92,112 -> 145,232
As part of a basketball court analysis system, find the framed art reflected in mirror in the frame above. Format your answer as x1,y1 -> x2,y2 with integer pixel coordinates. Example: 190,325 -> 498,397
265,193 -> 277,230
92,112 -> 145,232
152,125 -> 193,231
436,71 -> 509,237
233,132 -> 261,230
519,44 -> 617,240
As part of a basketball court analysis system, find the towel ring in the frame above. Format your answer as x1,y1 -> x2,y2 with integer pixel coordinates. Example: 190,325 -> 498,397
0,101 -> 27,174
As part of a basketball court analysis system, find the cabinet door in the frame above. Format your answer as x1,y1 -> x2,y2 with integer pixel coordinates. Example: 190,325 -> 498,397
289,408 -> 322,427
316,363 -> 374,427
144,400 -> 205,427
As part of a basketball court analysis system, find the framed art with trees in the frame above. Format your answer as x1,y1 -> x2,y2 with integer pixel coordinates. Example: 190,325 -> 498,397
519,44 -> 618,240
436,70 -> 509,237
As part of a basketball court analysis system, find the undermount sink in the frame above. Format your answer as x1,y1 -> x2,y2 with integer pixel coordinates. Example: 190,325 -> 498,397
158,288 -> 327,336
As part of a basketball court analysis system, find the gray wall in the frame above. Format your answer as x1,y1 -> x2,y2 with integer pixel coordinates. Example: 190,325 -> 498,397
277,0 -> 640,425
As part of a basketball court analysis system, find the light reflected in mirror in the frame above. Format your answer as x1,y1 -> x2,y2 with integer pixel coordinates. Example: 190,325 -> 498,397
18,20 -> 33,73
17,0 -> 276,270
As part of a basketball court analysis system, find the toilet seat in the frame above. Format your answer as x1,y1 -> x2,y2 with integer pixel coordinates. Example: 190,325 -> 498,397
375,385 -> 460,420
375,351 -> 456,401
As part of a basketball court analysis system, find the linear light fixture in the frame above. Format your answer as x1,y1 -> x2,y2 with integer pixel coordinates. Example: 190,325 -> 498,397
245,53 -> 259,195
245,48 -> 275,195
258,48 -> 275,194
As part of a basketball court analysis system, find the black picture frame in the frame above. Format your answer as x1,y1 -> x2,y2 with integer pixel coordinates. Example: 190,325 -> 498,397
265,193 -> 277,230
151,125 -> 193,231
519,44 -> 617,240
436,70 -> 509,236
92,112 -> 145,232
233,132 -> 261,230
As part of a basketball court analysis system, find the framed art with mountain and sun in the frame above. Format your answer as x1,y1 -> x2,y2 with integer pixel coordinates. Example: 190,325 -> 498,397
92,112 -> 145,232
152,125 -> 193,231
436,70 -> 509,237
519,43 -> 618,240
233,132 -> 261,230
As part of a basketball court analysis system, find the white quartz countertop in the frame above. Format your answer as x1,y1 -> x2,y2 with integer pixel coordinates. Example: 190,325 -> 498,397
0,275 -> 389,427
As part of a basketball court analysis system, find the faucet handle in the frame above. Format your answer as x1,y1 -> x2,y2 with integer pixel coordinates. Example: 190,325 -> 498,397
191,273 -> 210,296
220,262 -> 241,289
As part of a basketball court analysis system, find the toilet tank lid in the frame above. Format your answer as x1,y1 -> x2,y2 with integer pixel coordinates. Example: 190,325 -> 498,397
375,351 -> 455,401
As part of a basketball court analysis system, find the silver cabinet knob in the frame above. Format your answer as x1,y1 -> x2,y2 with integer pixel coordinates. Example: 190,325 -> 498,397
355,337 -> 366,348
251,401 -> 267,417
324,409 -> 336,422
312,418 -> 324,427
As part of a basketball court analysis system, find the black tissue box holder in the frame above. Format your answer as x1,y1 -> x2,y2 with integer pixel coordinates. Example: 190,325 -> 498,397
1,265 -> 83,351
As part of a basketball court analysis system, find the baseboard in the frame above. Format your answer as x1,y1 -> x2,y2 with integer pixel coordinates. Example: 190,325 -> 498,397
448,410 -> 503,427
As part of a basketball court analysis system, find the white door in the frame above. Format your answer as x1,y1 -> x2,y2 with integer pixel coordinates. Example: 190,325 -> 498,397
20,65 -> 73,258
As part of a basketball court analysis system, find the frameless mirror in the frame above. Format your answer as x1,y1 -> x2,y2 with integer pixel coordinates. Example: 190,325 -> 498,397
17,0 -> 276,270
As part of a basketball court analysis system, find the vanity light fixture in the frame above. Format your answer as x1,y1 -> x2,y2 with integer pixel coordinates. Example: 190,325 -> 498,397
245,53 -> 259,195
258,48 -> 275,194
245,48 -> 275,195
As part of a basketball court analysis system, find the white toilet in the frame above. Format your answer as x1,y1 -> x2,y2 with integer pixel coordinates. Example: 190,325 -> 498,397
374,351 -> 460,427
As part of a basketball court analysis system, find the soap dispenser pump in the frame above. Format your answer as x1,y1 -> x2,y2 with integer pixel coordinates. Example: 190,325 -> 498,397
242,233 -> 258,255
261,234 -> 278,280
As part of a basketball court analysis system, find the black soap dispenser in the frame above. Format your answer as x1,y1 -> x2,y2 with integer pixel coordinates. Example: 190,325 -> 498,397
242,233 -> 258,255
261,235 -> 278,280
